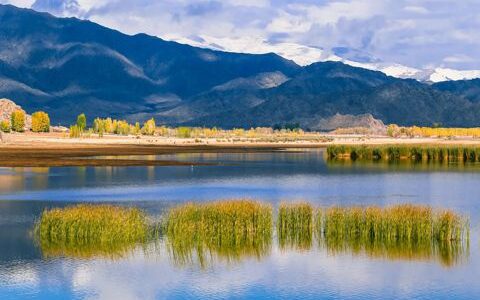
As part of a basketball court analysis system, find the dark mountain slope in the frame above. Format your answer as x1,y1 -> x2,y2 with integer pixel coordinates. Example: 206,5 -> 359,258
0,4 -> 299,123
433,79 -> 480,102
183,63 -> 480,128
1,4 -> 480,128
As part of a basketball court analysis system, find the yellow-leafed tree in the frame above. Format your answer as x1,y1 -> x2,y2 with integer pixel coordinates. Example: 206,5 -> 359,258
10,110 -> 26,132
31,111 -> 50,132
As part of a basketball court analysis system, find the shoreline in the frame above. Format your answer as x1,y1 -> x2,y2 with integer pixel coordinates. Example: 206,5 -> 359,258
2,132 -> 480,167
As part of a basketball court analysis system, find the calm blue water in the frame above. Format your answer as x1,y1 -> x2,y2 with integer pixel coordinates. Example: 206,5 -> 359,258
0,149 -> 479,299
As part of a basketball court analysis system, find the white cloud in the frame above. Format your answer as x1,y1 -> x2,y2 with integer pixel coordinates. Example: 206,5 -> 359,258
443,54 -> 474,63
404,5 -> 429,14
1,0 -> 34,6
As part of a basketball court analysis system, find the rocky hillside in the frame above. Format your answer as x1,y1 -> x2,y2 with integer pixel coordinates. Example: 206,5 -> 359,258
0,98 -> 31,129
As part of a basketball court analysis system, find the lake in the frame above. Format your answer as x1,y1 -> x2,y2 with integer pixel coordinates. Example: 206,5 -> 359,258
1,149 -> 479,299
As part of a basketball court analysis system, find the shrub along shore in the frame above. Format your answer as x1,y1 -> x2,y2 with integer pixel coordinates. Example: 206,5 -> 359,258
35,200 -> 469,265
327,144 -> 480,162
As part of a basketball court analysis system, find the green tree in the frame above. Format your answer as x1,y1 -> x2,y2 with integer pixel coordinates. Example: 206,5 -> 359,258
31,111 -> 50,132
76,113 -> 87,131
11,110 -> 26,132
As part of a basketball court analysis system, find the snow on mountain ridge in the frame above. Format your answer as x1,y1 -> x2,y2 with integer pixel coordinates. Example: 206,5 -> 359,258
167,35 -> 480,83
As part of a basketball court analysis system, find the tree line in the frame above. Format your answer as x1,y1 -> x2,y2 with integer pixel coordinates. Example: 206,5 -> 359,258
0,109 -> 50,133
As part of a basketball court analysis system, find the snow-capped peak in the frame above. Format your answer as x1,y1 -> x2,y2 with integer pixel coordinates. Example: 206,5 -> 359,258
166,35 -> 480,83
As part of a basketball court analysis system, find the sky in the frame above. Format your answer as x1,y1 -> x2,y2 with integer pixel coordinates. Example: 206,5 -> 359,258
1,0 -> 480,70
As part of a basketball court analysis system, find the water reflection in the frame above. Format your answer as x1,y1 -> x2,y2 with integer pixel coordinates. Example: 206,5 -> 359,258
321,237 -> 468,267
165,236 -> 272,268
32,225 -> 469,268
327,158 -> 480,172
2,149 -> 480,298
37,239 -> 141,260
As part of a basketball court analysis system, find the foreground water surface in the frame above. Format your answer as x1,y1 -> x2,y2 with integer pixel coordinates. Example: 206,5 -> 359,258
1,149 -> 479,299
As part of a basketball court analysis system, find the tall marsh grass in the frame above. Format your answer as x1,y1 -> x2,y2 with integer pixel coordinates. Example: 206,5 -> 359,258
35,205 -> 149,258
277,202 -> 314,250
317,204 -> 469,266
33,201 -> 469,266
165,199 -> 273,266
327,144 -> 480,162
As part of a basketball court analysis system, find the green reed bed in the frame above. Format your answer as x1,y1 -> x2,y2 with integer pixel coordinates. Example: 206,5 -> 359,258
165,199 -> 273,266
277,202 -> 314,250
35,204 -> 149,258
317,204 -> 469,266
327,145 -> 480,162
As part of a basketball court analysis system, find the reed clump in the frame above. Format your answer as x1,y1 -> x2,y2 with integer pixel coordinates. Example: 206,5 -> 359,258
277,202 -> 313,250
317,204 -> 469,266
327,144 -> 480,162
165,199 -> 273,266
319,204 -> 467,243
35,204 -> 149,258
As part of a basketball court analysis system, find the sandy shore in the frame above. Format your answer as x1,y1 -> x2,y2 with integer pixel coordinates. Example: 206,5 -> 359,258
3,131 -> 480,146
1,132 -> 480,167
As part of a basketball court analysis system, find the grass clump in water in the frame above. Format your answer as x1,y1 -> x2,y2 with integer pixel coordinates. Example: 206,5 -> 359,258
327,144 -> 480,163
165,199 -> 273,266
277,202 -> 314,250
317,204 -> 469,266
35,204 -> 148,258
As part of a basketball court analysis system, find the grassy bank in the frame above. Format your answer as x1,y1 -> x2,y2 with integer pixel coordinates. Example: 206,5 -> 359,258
327,144 -> 480,162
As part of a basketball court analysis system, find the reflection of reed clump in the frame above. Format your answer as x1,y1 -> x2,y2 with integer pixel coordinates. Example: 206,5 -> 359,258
317,205 -> 469,266
165,200 -> 273,267
278,202 -> 313,250
35,204 -> 149,259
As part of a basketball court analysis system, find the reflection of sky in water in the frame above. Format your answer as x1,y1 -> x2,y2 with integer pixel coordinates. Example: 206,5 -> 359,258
1,151 -> 480,214
1,150 -> 480,299
1,243 -> 480,299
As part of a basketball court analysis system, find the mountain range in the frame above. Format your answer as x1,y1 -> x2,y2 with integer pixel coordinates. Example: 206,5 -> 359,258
1,4 -> 480,129
173,35 -> 480,83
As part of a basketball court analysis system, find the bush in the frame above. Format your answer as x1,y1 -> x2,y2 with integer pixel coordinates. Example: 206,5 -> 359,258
141,118 -> 156,135
31,111 -> 50,132
93,118 -> 105,137
387,124 -> 400,137
0,120 -> 11,133
76,113 -> 87,131
176,126 -> 192,138
69,125 -> 82,138
133,122 -> 141,135
114,120 -> 130,135
10,110 -> 25,132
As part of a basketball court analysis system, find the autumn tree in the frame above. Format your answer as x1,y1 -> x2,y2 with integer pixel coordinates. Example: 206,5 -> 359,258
31,111 -> 50,132
10,110 -> 25,132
